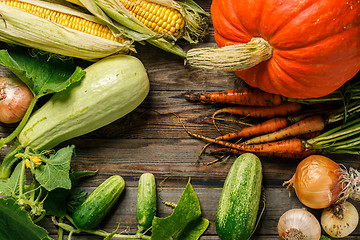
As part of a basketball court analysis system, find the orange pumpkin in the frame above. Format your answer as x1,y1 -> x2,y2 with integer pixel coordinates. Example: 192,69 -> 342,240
187,0 -> 360,99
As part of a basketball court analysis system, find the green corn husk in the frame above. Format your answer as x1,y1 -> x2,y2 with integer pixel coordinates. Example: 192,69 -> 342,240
65,0 -> 209,57
0,0 -> 134,60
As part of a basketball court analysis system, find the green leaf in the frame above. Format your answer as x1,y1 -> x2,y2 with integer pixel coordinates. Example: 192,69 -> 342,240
173,217 -> 209,240
0,162 -> 25,196
44,170 -> 94,217
66,188 -> 88,213
320,236 -> 332,240
43,187 -> 71,217
0,46 -> 85,97
151,179 -> 208,240
0,198 -> 50,240
34,145 -> 75,191
70,170 -> 97,186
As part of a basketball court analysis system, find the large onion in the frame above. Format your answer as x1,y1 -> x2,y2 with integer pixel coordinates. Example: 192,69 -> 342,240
283,155 -> 345,209
0,74 -> 33,124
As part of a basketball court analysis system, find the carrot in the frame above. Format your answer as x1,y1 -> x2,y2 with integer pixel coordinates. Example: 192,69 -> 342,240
212,102 -> 302,133
299,130 -> 321,139
196,130 -> 311,157
212,102 -> 302,119
209,147 -> 316,159
172,111 -> 310,157
217,117 -> 289,140
243,115 -> 326,144
184,87 -> 283,106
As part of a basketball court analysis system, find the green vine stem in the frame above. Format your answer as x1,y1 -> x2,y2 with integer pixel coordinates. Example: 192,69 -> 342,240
18,160 -> 26,198
186,37 -> 273,71
79,229 -> 151,240
0,141 -> 23,179
0,96 -> 38,179
57,215 -> 152,240
0,96 -> 38,149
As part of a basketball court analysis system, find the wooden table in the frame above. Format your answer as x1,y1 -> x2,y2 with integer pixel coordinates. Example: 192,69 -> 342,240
1,0 -> 360,238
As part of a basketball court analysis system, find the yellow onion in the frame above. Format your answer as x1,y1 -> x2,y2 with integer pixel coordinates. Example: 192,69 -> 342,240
283,155 -> 345,209
0,74 -> 33,123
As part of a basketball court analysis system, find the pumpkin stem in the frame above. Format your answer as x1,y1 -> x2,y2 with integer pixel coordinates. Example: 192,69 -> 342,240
186,37 -> 273,71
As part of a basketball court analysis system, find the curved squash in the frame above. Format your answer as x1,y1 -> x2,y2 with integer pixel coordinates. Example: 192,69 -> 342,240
18,55 -> 150,150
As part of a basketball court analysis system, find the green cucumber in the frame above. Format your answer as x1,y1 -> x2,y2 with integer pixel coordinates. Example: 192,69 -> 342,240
18,54 -> 149,150
136,173 -> 157,233
72,175 -> 125,230
215,153 -> 263,240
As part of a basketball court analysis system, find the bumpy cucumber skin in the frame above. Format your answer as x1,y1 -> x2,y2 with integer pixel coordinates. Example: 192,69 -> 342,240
136,173 -> 157,232
215,153 -> 263,240
72,175 -> 125,230
18,55 -> 150,150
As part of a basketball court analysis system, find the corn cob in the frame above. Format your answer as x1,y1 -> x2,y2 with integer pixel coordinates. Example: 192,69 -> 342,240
65,0 -> 209,57
0,0 -> 133,60
1,0 -> 124,42
118,0 -> 185,39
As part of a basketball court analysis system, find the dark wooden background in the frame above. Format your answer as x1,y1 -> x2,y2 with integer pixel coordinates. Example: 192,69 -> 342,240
1,0 -> 360,239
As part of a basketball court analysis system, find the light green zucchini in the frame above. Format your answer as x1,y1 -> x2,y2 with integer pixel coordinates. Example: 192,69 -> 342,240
72,175 -> 125,230
18,55 -> 149,150
215,153 -> 263,240
136,172 -> 157,233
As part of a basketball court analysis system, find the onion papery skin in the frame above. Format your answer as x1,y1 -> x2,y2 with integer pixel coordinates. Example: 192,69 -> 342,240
285,155 -> 344,209
0,74 -> 33,124
321,201 -> 359,238
278,208 -> 321,240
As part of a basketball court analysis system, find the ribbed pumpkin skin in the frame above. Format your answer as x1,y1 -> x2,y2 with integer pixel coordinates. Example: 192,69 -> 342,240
211,0 -> 360,99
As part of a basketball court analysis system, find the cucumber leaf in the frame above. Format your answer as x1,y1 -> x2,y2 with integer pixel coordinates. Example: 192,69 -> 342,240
173,217 -> 209,240
0,162 -> 25,196
151,179 -> 209,240
44,171 -> 94,217
42,187 -> 70,217
0,198 -> 50,240
0,46 -> 85,97
320,236 -> 332,240
66,188 -> 88,213
34,145 -> 75,191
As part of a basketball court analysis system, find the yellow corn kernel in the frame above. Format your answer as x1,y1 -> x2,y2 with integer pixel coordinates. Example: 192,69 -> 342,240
118,0 -> 185,39
0,0 -> 125,42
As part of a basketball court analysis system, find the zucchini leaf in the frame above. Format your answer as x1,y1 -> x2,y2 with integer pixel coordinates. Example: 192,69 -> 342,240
151,179 -> 209,240
0,46 -> 85,97
0,162 -> 25,196
0,198 -> 51,240
34,145 -> 75,191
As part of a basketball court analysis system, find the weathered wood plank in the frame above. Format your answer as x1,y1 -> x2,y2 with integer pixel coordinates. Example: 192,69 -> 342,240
0,1 -> 360,238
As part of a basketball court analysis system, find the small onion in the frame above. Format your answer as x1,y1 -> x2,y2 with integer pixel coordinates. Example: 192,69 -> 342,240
283,155 -> 345,209
0,74 -> 33,123
321,201 -> 359,238
278,208 -> 321,240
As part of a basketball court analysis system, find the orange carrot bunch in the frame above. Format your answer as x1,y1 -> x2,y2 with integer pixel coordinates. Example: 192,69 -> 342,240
182,86 -> 360,162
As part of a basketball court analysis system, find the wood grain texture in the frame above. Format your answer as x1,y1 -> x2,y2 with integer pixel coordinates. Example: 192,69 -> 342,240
0,0 -> 359,238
